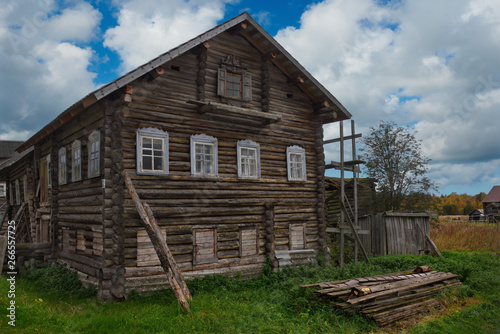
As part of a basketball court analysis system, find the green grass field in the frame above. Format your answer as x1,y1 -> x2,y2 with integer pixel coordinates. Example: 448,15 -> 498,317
1,251 -> 499,333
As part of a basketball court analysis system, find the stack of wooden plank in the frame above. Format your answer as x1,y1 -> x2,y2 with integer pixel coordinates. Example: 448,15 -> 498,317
303,267 -> 460,326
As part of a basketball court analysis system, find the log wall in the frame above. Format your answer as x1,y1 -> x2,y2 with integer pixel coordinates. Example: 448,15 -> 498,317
118,31 -> 325,291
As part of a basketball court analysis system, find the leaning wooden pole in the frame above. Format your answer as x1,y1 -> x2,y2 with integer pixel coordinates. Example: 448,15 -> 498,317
122,171 -> 192,311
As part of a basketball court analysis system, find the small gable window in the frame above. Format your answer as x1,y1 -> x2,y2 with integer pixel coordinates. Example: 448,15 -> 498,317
237,140 -> 260,179
59,147 -> 67,185
88,130 -> 100,178
217,55 -> 252,102
136,128 -> 169,175
72,140 -> 82,182
191,134 -> 218,177
287,146 -> 307,182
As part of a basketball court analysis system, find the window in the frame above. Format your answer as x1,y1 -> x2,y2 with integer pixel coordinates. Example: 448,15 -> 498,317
136,128 -> 169,175
191,134 -> 218,177
240,227 -> 258,257
15,179 -> 20,205
72,140 -> 82,182
193,228 -> 217,264
23,176 -> 28,202
217,55 -> 252,101
289,223 -> 306,250
59,147 -> 67,185
226,73 -> 242,98
0,182 -> 5,197
88,130 -> 100,178
287,146 -> 307,182
237,140 -> 260,179
9,182 -> 13,205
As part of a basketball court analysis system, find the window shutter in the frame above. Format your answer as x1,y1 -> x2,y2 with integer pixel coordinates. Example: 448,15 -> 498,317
194,229 -> 217,264
242,72 -> 252,101
290,224 -> 306,250
217,67 -> 226,96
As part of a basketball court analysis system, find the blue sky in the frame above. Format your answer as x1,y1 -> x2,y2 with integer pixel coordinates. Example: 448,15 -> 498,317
1,0 -> 499,196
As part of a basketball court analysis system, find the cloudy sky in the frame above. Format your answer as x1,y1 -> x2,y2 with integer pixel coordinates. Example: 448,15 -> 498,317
1,0 -> 499,195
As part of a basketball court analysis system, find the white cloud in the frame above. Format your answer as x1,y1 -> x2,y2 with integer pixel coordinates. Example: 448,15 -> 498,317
274,0 -> 500,194
103,0 -> 230,72
0,0 -> 100,139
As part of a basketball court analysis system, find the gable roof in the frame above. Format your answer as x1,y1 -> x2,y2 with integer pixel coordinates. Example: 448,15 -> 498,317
17,12 -> 351,153
0,141 -> 24,158
483,185 -> 500,203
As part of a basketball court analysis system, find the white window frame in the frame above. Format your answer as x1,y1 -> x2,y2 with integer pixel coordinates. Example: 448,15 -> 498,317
136,127 -> 169,175
59,146 -> 67,185
286,145 -> 307,182
237,140 -> 260,179
23,176 -> 28,202
0,182 -> 6,197
15,179 -> 20,205
190,134 -> 218,177
88,130 -> 100,178
72,140 -> 82,182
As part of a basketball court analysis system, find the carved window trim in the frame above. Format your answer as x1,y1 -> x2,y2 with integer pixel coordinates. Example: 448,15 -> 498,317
88,130 -> 101,178
59,146 -> 67,185
136,127 -> 169,175
217,55 -> 252,102
287,145 -> 307,182
237,139 -> 261,180
190,134 -> 218,177
72,140 -> 82,182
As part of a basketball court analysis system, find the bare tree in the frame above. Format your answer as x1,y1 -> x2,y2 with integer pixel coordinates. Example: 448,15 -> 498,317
360,121 -> 437,211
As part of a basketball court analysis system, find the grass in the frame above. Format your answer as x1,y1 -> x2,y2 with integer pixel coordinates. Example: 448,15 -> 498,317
1,251 -> 500,333
431,217 -> 500,252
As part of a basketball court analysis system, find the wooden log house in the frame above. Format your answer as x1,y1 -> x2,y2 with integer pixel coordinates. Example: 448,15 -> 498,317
3,13 -> 353,300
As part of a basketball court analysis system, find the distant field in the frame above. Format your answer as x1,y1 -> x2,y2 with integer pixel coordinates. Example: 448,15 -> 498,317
431,216 -> 500,252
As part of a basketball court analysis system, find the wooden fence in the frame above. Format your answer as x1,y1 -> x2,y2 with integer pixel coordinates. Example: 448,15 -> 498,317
358,212 -> 432,256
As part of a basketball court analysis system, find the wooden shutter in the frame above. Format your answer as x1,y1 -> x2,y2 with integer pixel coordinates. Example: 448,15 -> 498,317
242,72 -> 252,101
217,67 -> 226,96
194,229 -> 217,264
289,224 -> 306,250
240,227 -> 258,257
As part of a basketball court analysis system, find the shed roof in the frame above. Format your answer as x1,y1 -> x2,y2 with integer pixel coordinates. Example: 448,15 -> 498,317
483,186 -> 500,204
0,141 -> 24,158
16,12 -> 351,153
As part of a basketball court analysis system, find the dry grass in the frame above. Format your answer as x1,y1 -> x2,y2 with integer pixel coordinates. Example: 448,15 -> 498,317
430,216 -> 500,252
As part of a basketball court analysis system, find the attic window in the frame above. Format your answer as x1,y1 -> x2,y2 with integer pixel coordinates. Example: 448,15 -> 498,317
217,55 -> 252,102
171,65 -> 180,71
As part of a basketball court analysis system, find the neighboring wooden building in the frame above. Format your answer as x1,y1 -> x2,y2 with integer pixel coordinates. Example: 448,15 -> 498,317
3,13 -> 352,300
468,209 -> 485,222
483,186 -> 500,222
0,141 -> 24,208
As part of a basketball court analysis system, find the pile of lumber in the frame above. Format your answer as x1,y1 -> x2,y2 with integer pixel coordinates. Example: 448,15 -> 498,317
303,267 -> 460,326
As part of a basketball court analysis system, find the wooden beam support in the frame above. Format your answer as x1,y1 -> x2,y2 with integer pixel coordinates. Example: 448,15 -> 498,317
122,171 -> 192,311
228,21 -> 249,35
191,41 -> 211,54
324,133 -> 362,145
262,50 -> 279,62
287,76 -> 305,86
